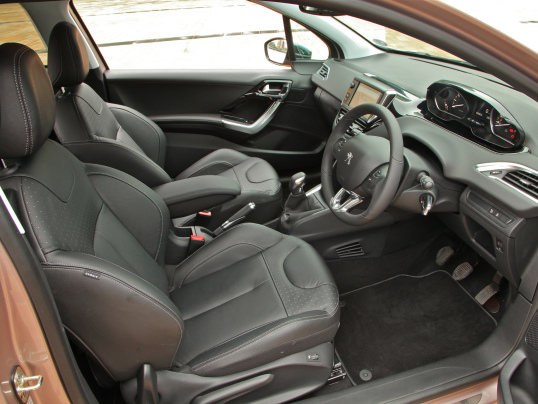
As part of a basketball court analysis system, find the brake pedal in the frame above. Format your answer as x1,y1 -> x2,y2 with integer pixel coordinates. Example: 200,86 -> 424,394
453,262 -> 473,281
436,246 -> 454,266
328,362 -> 347,385
475,271 -> 503,306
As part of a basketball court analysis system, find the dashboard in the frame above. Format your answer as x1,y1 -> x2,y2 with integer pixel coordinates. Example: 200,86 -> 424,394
311,53 -> 538,289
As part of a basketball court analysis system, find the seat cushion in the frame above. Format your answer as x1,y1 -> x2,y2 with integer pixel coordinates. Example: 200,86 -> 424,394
176,149 -> 282,227
169,223 -> 340,377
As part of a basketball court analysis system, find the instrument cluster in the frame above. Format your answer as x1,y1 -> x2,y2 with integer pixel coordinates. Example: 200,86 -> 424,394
426,81 -> 524,151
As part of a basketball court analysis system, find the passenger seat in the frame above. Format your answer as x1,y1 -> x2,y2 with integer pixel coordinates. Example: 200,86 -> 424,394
47,22 -> 282,228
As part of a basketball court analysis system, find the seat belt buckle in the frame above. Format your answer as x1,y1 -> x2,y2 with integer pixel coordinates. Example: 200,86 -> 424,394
188,235 -> 205,256
195,211 -> 211,227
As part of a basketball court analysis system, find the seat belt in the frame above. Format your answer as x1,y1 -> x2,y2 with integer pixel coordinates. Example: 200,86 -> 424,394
0,184 -> 25,234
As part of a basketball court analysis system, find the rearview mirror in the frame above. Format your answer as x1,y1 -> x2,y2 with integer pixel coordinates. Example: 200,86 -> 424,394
299,5 -> 343,16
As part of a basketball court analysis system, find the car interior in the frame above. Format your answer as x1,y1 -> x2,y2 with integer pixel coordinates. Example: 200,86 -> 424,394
1,1 -> 538,404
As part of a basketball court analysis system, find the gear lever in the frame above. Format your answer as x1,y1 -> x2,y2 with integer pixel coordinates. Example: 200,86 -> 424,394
289,172 -> 306,196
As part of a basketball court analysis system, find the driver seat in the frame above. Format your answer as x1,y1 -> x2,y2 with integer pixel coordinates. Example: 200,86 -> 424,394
46,22 -> 282,229
0,43 -> 339,403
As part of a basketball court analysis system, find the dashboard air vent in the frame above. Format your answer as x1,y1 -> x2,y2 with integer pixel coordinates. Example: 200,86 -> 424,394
335,242 -> 364,258
503,170 -> 538,200
317,63 -> 330,80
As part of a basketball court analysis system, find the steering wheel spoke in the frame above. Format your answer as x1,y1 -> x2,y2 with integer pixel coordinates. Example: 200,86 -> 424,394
322,103 -> 404,226
330,188 -> 364,213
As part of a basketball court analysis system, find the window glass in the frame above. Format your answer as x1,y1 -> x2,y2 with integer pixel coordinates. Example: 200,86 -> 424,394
75,0 -> 287,69
0,3 -> 47,65
290,20 -> 329,61
335,16 -> 461,62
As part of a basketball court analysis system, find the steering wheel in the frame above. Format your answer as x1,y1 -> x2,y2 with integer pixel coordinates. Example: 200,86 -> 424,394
321,104 -> 404,226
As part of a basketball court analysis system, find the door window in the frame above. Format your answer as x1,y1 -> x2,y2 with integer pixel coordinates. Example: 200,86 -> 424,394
75,0 -> 288,69
290,20 -> 329,61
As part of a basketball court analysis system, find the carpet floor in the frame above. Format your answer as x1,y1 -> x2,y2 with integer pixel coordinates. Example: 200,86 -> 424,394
335,271 -> 497,384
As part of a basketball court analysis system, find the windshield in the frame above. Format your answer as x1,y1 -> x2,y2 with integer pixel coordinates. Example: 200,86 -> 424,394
335,0 -> 538,65
335,16 -> 463,63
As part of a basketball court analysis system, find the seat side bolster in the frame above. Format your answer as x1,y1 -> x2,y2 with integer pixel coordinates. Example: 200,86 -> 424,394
176,149 -> 249,180
172,223 -> 283,288
43,259 -> 183,382
66,141 -> 172,187
109,103 -> 167,168
86,164 -> 171,265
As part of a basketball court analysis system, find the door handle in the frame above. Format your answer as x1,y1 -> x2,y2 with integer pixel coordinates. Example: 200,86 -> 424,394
222,80 -> 292,135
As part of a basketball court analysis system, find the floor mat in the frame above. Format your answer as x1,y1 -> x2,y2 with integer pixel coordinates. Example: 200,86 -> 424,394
335,271 -> 497,384
328,232 -> 458,294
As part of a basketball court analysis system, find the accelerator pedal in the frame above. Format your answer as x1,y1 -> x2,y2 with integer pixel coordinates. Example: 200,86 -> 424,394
328,362 -> 347,385
436,246 -> 454,266
453,262 -> 473,281
475,271 -> 503,308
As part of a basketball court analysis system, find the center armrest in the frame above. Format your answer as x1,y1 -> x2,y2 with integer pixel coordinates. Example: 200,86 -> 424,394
153,176 -> 240,218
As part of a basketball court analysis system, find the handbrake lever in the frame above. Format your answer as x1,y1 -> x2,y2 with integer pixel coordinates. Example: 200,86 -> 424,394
213,202 -> 256,236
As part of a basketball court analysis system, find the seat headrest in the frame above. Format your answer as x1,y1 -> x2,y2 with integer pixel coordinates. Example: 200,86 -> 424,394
0,43 -> 55,159
48,21 -> 90,89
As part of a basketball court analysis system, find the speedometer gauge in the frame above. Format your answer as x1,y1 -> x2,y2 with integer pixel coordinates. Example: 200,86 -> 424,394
434,87 -> 469,118
490,109 -> 520,146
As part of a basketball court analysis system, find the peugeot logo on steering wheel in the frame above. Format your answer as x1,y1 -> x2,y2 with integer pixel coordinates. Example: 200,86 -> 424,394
345,152 -> 353,165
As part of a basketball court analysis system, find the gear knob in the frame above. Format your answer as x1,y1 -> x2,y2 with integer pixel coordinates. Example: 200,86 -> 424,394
289,172 -> 306,196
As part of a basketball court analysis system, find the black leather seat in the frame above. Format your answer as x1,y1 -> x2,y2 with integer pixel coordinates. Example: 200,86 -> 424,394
0,43 -> 339,403
47,22 -> 282,228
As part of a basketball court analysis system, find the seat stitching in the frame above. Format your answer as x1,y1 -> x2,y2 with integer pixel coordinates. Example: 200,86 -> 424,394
17,48 -> 34,154
260,249 -> 289,316
192,314 -> 332,371
44,264 -> 183,364
194,322 -> 339,375
71,96 -> 92,138
87,171 -> 165,260
109,105 -> 164,164
182,278 -> 270,321
175,242 -> 264,289
13,47 -> 29,155
81,141 -> 171,179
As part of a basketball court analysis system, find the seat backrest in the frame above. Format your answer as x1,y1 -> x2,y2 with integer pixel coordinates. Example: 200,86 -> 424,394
0,43 -> 183,382
48,22 -> 171,187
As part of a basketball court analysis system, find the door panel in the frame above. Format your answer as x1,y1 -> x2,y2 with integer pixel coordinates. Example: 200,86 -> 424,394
104,69 -> 331,176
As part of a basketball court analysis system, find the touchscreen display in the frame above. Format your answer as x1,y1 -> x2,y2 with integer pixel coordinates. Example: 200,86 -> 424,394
348,83 -> 383,120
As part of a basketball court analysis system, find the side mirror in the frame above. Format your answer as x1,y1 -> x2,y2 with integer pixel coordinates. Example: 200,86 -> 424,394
264,38 -> 313,65
265,38 -> 288,65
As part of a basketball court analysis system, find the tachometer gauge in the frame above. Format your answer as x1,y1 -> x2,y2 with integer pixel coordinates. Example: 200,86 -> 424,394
490,109 -> 520,146
434,87 -> 469,118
